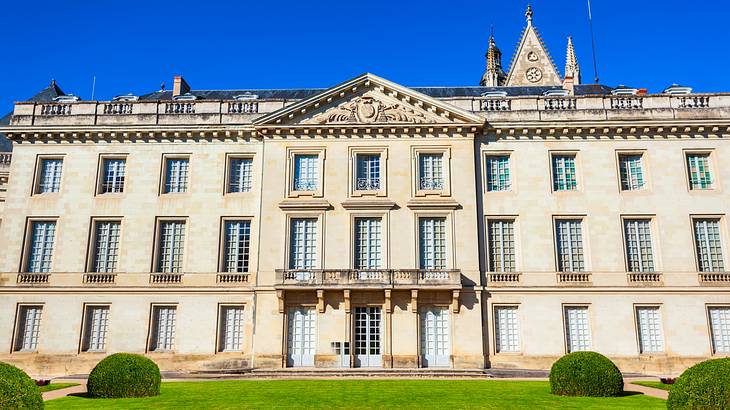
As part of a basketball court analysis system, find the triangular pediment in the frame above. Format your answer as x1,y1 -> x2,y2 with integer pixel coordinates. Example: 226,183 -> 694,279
505,25 -> 562,87
254,73 -> 484,127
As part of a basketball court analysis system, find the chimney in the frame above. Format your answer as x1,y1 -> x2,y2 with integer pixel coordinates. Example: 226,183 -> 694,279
172,76 -> 190,97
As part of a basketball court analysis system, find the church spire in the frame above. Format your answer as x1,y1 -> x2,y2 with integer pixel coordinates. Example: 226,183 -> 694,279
525,4 -> 533,26
564,36 -> 581,85
480,30 -> 506,87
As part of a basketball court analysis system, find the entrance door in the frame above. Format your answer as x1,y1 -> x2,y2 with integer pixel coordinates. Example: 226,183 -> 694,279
354,307 -> 382,367
421,307 -> 450,367
287,307 -> 315,367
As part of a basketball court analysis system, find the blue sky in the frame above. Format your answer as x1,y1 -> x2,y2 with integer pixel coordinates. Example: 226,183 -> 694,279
0,0 -> 726,112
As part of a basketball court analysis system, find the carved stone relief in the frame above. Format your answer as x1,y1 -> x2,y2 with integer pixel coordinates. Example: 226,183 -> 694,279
301,95 -> 430,125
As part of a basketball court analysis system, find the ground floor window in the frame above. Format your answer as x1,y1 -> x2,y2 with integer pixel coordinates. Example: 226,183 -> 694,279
564,306 -> 591,352
287,307 -> 315,367
421,307 -> 450,367
494,306 -> 520,353
219,306 -> 244,352
709,306 -> 730,354
635,306 -> 664,353
150,306 -> 177,352
82,305 -> 110,352
14,305 -> 42,352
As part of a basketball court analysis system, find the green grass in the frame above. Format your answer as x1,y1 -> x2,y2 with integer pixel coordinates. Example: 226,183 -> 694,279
632,381 -> 672,391
40,383 -> 79,393
46,380 -> 665,409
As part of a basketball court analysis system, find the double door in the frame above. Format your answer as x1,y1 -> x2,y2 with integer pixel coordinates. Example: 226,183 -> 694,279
421,307 -> 450,367
354,306 -> 382,367
287,307 -> 315,367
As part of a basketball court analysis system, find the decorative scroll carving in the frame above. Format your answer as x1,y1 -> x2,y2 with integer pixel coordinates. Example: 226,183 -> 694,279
301,96 -> 429,125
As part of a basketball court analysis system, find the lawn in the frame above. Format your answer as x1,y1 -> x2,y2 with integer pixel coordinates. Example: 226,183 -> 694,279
632,381 -> 673,391
40,383 -> 79,393
46,380 -> 666,409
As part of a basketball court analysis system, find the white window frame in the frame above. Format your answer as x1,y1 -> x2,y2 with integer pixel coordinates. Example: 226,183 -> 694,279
352,216 -> 383,270
349,147 -> 388,197
622,217 -> 656,273
707,305 -> 730,355
286,148 -> 325,198
219,218 -> 253,273
96,154 -> 127,195
692,217 -> 726,273
160,154 -> 191,195
416,214 -> 452,270
554,218 -> 587,272
148,305 -> 177,352
634,305 -> 664,354
550,151 -> 580,192
286,215 -> 322,270
22,218 -> 58,273
412,146 -> 451,197
563,305 -> 592,353
616,151 -> 647,192
33,155 -> 64,195
153,218 -> 187,273
87,218 -> 123,273
684,150 -> 716,191
493,305 -> 521,353
13,304 -> 43,353
487,218 -> 517,272
484,153 -> 512,193
80,304 -> 111,353
217,304 -> 245,352
225,154 -> 255,194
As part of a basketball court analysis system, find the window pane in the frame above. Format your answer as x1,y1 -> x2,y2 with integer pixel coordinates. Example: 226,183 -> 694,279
687,154 -> 712,190
619,154 -> 644,191
486,156 -> 511,192
488,220 -> 516,272
93,221 -> 121,273
290,218 -> 317,269
158,221 -> 186,273
164,158 -> 189,193
151,306 -> 176,351
229,158 -> 253,193
83,306 -> 110,352
695,219 -> 725,272
709,307 -> 730,354
564,306 -> 591,352
636,307 -> 664,353
356,154 -> 380,191
624,219 -> 654,272
419,154 -> 444,190
354,218 -> 382,269
28,221 -> 56,273
552,155 -> 577,191
220,306 -> 244,352
555,220 -> 584,272
102,159 -> 126,193
224,221 -> 251,272
419,217 -> 446,269
294,155 -> 318,191
15,306 -> 42,352
39,159 -> 63,193
495,306 -> 520,353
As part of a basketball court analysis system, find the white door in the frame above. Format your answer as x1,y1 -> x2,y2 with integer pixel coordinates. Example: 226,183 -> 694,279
287,307 -> 315,367
354,307 -> 382,367
421,307 -> 450,367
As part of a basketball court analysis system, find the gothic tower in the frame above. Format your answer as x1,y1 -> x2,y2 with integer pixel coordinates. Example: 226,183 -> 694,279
480,33 -> 507,87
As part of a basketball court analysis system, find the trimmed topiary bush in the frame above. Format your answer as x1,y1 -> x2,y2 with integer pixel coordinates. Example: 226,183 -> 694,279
87,353 -> 161,398
667,358 -> 730,409
549,351 -> 623,397
0,361 -> 43,409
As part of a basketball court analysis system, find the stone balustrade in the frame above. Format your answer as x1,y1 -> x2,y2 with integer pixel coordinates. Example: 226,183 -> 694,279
0,153 -> 11,167
275,269 -> 462,289
627,272 -> 663,285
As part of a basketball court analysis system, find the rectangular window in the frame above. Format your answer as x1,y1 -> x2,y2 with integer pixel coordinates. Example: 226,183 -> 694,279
14,306 -> 42,352
619,154 -> 645,191
354,218 -> 382,269
687,153 -> 713,190
709,307 -> 730,354
636,307 -> 664,353
564,306 -> 591,352
219,306 -> 244,352
289,218 -> 317,269
486,156 -> 511,192
37,158 -> 63,193
223,220 -> 251,273
228,158 -> 253,193
494,306 -> 520,353
163,158 -> 189,193
552,155 -> 577,191
82,306 -> 110,352
356,154 -> 381,191
101,158 -> 126,194
694,219 -> 725,272
293,155 -> 318,191
419,217 -> 447,269
150,306 -> 176,352
419,154 -> 444,191
92,221 -> 121,273
555,220 -> 584,272
157,221 -> 186,273
27,221 -> 56,273
624,219 -> 655,272
488,220 -> 516,272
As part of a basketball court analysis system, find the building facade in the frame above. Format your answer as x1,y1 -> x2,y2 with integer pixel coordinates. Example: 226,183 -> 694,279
1,8 -> 729,377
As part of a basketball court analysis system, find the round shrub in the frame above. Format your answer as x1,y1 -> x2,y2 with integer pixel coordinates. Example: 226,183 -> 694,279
549,352 -> 623,397
0,361 -> 43,409
87,353 -> 161,398
667,358 -> 730,409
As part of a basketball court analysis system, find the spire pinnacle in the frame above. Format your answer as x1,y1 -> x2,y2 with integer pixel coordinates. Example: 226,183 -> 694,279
564,36 -> 581,86
525,4 -> 533,25
481,30 -> 506,86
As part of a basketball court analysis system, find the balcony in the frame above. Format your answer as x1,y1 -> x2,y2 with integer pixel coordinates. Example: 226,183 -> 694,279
275,269 -> 462,289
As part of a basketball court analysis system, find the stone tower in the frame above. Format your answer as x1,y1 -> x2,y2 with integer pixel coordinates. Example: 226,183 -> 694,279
480,33 -> 507,87
503,5 -> 562,87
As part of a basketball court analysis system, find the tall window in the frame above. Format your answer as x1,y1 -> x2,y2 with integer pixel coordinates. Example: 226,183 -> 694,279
694,219 -> 725,272
488,220 -> 516,272
419,154 -> 444,190
624,219 -> 654,272
555,220 -> 584,272
619,154 -> 645,191
494,306 -> 520,353
552,155 -> 577,191
486,156 -> 511,192
14,306 -> 42,352
157,221 -> 186,273
354,218 -> 382,269
219,306 -> 244,352
293,155 -> 318,191
228,158 -> 253,193
27,221 -> 56,273
708,307 -> 730,354
82,306 -> 110,352
223,220 -> 251,273
419,217 -> 447,269
101,158 -> 126,193
564,306 -> 591,352
687,153 -> 713,190
289,218 -> 317,269
163,158 -> 189,193
150,306 -> 176,352
92,221 -> 121,273
636,307 -> 664,353
37,158 -> 63,193
356,154 -> 380,191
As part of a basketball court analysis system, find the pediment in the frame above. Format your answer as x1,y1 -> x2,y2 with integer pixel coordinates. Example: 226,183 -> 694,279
505,25 -> 562,87
254,73 -> 484,127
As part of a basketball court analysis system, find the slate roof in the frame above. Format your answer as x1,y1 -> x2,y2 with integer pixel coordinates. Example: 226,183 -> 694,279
0,80 -> 66,152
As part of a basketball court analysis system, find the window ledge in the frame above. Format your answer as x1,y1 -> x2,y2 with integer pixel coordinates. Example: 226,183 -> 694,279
278,199 -> 332,211
406,198 -> 460,210
341,199 -> 397,210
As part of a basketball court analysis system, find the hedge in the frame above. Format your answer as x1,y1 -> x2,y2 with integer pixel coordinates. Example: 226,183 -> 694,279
87,353 -> 161,398
0,361 -> 43,409
549,351 -> 624,397
667,358 -> 730,409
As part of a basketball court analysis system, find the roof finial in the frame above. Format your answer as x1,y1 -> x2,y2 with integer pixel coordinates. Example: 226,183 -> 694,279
525,4 -> 533,25
50,79 -> 56,87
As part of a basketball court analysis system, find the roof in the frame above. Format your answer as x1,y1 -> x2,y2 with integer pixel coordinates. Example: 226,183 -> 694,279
0,80 -> 65,152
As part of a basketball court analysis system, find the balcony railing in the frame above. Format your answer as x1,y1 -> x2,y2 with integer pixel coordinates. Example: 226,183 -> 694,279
610,97 -> 643,110
83,273 -> 117,285
698,272 -> 730,285
164,102 -> 195,114
228,101 -> 259,114
480,98 -> 511,111
557,272 -> 592,285
544,98 -> 577,110
356,178 -> 380,191
487,272 -> 521,285
150,273 -> 184,284
0,153 -> 11,167
678,96 -> 710,108
17,273 -> 50,285
276,269 -> 461,288
627,272 -> 663,285
103,103 -> 134,115
419,177 -> 444,191
40,104 -> 72,116
217,272 -> 250,284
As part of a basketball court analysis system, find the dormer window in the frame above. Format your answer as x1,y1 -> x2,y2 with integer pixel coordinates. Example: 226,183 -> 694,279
234,93 -> 259,100
173,93 -> 197,101
112,94 -> 139,102
543,89 -> 569,97
663,84 -> 693,95
611,86 -> 639,96
53,95 -> 80,102
481,91 -> 508,98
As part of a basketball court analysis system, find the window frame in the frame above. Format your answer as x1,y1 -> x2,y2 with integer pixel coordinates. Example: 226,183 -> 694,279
79,304 -> 111,353
684,149 -> 717,192
86,217 -> 124,273
151,217 -> 188,273
492,304 -> 522,354
562,304 -> 593,353
95,154 -> 128,196
218,217 -> 254,273
621,216 -> 658,273
20,217 -> 59,273
216,304 -> 246,353
348,147 -> 388,198
11,303 -> 44,353
483,152 -> 513,193
615,150 -> 649,192
411,146 -> 452,197
414,212 -> 454,270
284,213 -> 324,270
549,151 -> 580,193
32,155 -> 65,196
706,304 -> 730,356
146,304 -> 178,353
159,154 -> 191,195
691,215 -> 727,273
486,216 -> 519,273
224,153 -> 256,195
349,213 -> 388,270
633,304 -> 665,355
286,147 -> 326,198
552,216 -> 589,273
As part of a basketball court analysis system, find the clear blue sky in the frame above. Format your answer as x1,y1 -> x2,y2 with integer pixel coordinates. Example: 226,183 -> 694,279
0,0 -> 726,112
